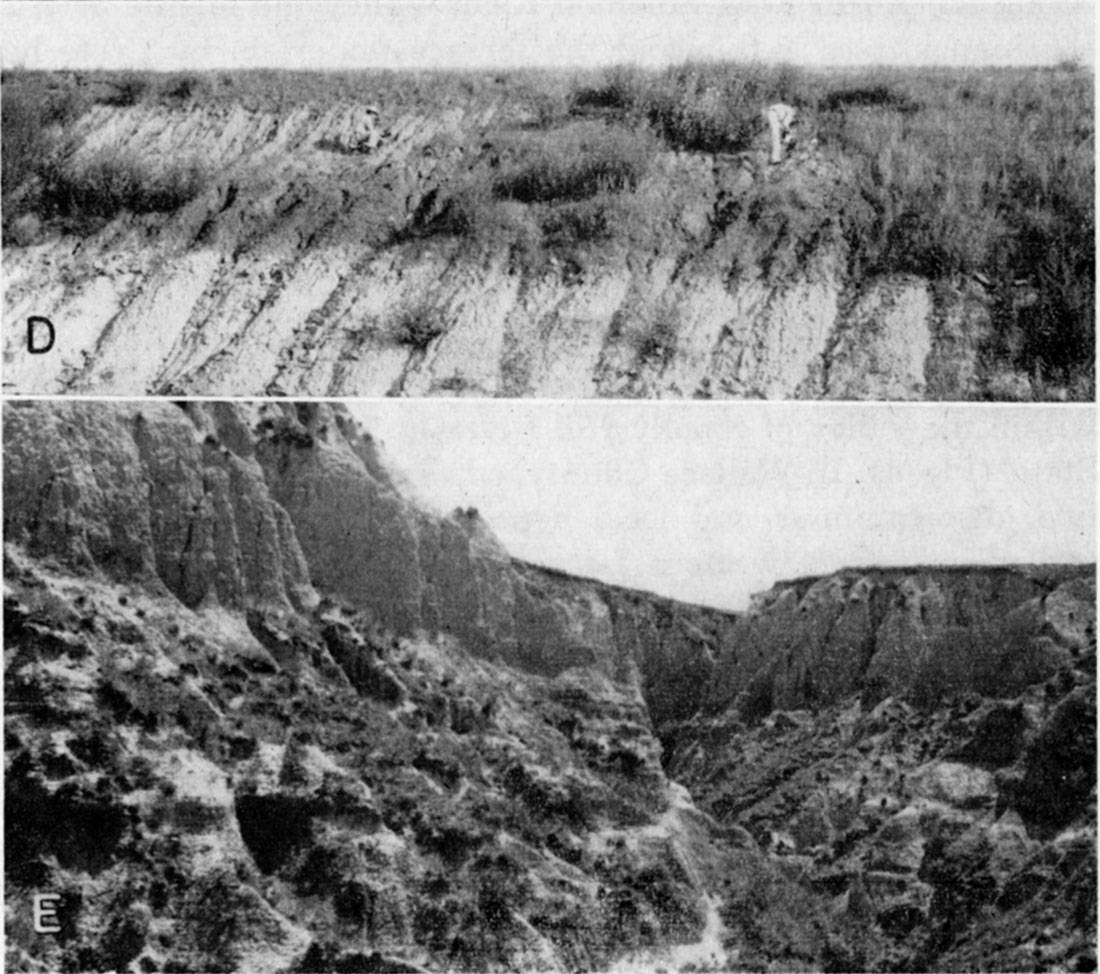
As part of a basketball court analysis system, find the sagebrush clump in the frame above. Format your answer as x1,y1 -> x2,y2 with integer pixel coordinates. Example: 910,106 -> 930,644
391,303 -> 447,351
40,149 -> 207,224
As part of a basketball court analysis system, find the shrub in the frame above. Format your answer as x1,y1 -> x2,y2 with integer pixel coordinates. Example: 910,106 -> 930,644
644,83 -> 755,154
391,303 -> 446,351
631,304 -> 681,367
40,148 -> 206,223
2,78 -> 88,192
102,71 -> 149,107
819,85 -> 921,114
162,73 -> 203,102
492,122 -> 656,204
738,671 -> 775,726
570,64 -> 646,115
2,75 -> 93,242
539,195 -> 618,249
637,62 -> 785,153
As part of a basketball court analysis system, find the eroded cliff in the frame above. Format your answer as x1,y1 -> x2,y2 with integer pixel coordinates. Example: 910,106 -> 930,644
4,401 -> 1095,972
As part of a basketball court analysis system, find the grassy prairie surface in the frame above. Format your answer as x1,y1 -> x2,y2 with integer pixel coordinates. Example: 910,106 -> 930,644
2,61 -> 1093,394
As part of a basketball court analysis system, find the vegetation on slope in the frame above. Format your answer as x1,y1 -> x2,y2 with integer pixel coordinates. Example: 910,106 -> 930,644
416,60 -> 1092,390
571,61 -> 1093,387
1,60 -> 1092,392
1,69 -> 207,240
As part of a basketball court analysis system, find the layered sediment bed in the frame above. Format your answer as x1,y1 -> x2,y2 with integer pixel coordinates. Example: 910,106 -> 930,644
4,401 -> 1095,971
4,100 -> 996,399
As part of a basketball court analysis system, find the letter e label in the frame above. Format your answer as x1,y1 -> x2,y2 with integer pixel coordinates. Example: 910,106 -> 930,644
33,893 -> 61,934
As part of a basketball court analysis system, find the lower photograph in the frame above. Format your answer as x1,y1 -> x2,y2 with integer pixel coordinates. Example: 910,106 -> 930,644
3,399 -> 1096,974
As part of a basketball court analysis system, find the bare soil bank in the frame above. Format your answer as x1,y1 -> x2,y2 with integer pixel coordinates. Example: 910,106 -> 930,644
2,66 -> 1093,399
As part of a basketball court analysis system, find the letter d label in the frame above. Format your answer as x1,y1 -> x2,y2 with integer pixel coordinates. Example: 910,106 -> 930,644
27,316 -> 55,354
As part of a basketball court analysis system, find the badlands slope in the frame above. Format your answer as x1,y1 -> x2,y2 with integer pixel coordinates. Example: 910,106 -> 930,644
4,401 -> 1095,971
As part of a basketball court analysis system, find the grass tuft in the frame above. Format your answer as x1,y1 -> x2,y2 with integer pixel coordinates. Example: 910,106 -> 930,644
391,303 -> 447,351
492,122 -> 656,204
633,306 -> 681,367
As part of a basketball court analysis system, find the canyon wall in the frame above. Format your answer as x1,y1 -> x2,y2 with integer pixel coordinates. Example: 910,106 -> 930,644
4,401 -> 1094,972
6,400 -> 1091,732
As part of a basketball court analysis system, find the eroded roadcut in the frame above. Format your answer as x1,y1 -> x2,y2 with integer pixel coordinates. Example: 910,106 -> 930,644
4,99 -> 997,399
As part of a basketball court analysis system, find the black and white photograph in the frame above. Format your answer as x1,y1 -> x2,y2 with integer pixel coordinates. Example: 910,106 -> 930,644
2,399 -> 1096,971
2,2 -> 1097,973
1,1 -> 1094,400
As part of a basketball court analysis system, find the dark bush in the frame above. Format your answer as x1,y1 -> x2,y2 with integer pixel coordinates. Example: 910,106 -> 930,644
645,87 -> 758,153
390,303 -> 446,350
36,148 -> 206,230
819,85 -> 920,114
633,309 -> 680,367
162,73 -> 203,101
635,63 -> 779,153
2,78 -> 89,235
738,671 -> 775,725
570,66 -> 646,115
101,72 -> 149,107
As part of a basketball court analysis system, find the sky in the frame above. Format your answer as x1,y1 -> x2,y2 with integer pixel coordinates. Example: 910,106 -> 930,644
2,1 -> 1094,71
350,402 -> 1097,611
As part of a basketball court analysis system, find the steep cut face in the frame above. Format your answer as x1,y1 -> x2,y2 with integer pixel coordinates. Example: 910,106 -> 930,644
4,401 -> 742,972
2,401 -> 317,611
4,400 -> 1091,734
703,566 -> 1095,719
4,401 -> 1095,973
664,568 -> 1095,973
1,401 -> 740,704
4,98 -> 997,400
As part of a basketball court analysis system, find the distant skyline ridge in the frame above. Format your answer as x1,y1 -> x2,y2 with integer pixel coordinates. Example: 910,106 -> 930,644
3,1 -> 1094,72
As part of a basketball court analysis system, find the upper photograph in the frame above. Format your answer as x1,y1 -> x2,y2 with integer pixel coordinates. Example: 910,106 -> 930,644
2,1 -> 1094,400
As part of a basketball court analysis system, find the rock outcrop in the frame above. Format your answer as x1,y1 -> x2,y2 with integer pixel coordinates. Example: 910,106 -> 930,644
5,401 -> 1095,972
